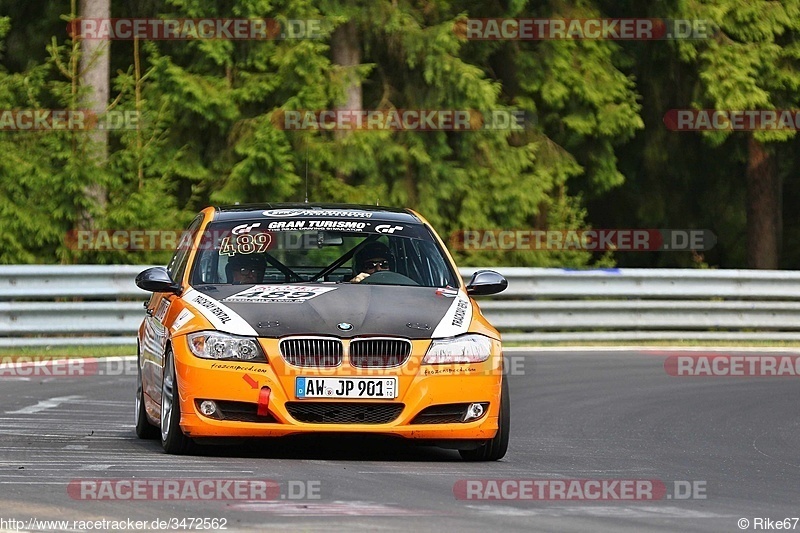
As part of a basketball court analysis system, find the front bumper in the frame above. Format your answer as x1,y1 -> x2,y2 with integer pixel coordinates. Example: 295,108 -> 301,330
173,336 -> 503,441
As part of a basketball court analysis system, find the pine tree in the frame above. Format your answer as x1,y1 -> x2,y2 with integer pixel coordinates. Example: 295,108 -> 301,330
675,0 -> 800,268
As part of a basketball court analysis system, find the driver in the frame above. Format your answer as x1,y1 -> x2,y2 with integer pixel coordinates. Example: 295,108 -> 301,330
351,242 -> 393,283
226,254 -> 266,284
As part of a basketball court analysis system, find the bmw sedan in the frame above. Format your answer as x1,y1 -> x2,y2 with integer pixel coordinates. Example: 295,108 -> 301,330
135,204 -> 509,460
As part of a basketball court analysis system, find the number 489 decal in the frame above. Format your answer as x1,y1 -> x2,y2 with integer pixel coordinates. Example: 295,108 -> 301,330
224,285 -> 337,303
218,233 -> 271,256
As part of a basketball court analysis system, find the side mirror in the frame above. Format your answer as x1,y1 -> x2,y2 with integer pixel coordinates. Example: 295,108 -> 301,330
136,267 -> 182,295
466,270 -> 508,296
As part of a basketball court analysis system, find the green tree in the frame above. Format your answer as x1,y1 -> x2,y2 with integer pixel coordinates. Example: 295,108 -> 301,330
0,0 -> 650,268
0,15 -> 107,263
675,0 -> 800,268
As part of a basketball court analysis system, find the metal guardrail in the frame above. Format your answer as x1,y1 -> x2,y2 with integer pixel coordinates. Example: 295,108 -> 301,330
459,267 -> 800,300
2,266 -> 800,346
0,265 -> 146,300
0,266 -> 146,346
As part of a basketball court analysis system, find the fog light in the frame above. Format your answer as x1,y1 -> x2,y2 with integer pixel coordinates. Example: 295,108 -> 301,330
463,402 -> 487,422
199,400 -> 217,417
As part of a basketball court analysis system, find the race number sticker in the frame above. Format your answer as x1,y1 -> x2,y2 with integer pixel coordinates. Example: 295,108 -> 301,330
224,285 -> 337,303
218,233 -> 272,256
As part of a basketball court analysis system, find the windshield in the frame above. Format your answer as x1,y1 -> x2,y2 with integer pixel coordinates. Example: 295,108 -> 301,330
189,219 -> 460,288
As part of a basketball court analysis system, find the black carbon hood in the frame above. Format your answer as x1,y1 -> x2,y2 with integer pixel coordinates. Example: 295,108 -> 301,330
190,284 -> 461,339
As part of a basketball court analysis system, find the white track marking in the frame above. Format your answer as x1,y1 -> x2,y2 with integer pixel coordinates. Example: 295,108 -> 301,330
6,395 -> 83,415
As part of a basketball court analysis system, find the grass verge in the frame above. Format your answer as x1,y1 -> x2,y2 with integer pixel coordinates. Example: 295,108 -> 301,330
0,345 -> 136,358
503,339 -> 800,348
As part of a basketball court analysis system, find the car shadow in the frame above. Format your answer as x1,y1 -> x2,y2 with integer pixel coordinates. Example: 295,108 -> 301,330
130,432 -> 464,461
192,434 -> 463,461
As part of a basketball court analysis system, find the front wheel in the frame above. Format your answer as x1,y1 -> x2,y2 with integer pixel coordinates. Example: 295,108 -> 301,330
160,348 -> 192,454
459,378 -> 510,461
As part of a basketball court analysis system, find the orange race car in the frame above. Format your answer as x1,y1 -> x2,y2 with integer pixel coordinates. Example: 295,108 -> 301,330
135,204 -> 510,460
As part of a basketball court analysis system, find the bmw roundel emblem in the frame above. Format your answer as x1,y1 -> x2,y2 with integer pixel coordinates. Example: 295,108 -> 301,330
337,322 -> 353,331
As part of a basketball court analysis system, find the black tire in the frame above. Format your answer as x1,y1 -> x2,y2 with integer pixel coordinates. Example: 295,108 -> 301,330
135,359 -> 159,440
459,377 -> 510,461
160,349 -> 192,454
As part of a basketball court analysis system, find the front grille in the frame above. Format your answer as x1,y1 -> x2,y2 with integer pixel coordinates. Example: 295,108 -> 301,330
410,403 -> 470,424
195,400 -> 276,423
280,338 -> 343,367
285,402 -> 404,424
349,338 -> 411,368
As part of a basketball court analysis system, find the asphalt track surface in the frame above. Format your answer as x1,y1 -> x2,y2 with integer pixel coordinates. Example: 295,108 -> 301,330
0,349 -> 798,532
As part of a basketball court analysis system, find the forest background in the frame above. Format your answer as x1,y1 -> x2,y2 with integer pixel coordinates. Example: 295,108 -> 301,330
0,0 -> 798,269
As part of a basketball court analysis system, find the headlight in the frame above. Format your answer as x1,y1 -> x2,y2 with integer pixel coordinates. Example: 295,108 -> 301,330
423,334 -> 493,364
187,331 -> 266,361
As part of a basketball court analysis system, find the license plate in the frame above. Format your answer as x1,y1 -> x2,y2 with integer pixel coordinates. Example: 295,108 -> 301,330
295,377 -> 397,399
